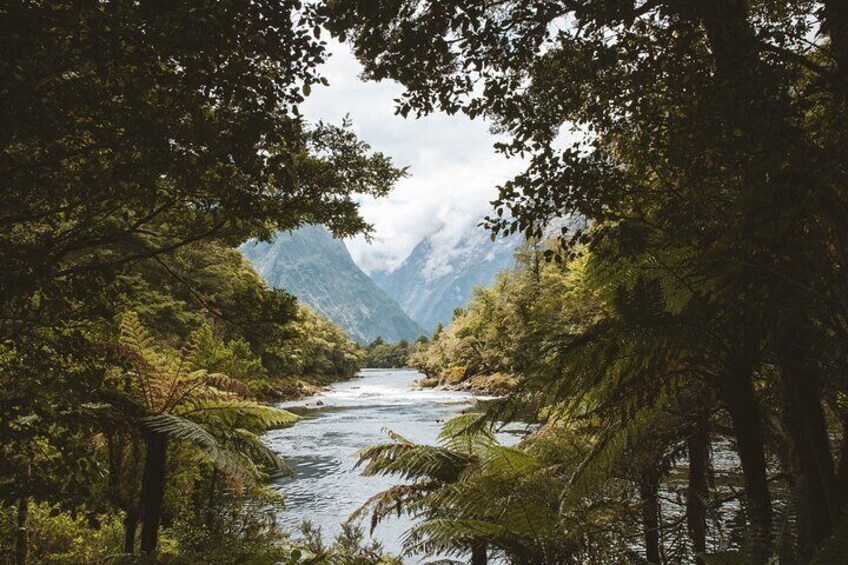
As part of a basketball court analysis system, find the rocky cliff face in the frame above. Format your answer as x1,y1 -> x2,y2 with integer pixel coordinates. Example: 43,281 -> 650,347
371,227 -> 523,333
241,226 -> 423,344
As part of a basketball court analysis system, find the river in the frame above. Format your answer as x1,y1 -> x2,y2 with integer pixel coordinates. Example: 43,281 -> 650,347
262,368 -> 507,561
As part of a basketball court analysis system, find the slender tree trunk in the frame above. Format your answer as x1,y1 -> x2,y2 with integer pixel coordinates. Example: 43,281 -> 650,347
123,507 -> 140,554
107,430 -> 138,554
836,413 -> 848,512
471,541 -> 487,565
720,372 -> 772,564
15,495 -> 29,565
687,409 -> 710,564
139,432 -> 168,555
692,6 -> 778,553
778,358 -> 836,555
640,469 -> 662,565
824,0 -> 848,96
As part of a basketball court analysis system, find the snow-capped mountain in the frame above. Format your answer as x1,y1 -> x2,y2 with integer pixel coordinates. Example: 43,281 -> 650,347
371,226 -> 524,333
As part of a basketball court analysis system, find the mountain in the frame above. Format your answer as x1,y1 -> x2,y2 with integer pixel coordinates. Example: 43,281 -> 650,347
241,226 -> 423,344
371,226 -> 523,333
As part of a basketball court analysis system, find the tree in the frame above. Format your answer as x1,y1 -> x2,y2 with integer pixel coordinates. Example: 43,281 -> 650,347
0,4 -> 402,551
103,312 -> 298,555
355,413 -> 660,565
2,2 -> 403,304
326,2 -> 848,562
363,338 -> 414,368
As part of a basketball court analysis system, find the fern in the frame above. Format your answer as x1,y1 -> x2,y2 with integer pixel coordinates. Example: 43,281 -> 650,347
349,482 -> 434,533
356,442 -> 473,483
403,519 -> 509,556
438,412 -> 496,454
111,312 -> 298,487
185,399 -> 299,431
142,412 -> 218,450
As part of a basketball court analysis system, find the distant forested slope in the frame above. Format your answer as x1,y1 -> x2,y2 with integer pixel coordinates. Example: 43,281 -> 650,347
242,225 -> 423,344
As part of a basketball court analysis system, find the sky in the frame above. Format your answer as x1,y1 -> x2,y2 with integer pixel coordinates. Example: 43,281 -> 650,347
302,39 -> 525,274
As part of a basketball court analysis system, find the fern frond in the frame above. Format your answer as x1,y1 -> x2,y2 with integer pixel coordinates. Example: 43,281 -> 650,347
562,393 -> 670,510
403,519 -> 508,556
142,412 -> 218,450
218,427 -> 291,475
119,311 -> 156,353
349,482 -> 434,533
183,400 -> 299,431
477,445 -> 537,479
438,413 -> 496,454
204,372 -> 253,398
192,444 -> 258,485
356,442 -> 473,483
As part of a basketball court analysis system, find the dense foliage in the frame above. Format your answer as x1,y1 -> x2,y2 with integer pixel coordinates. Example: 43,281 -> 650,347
408,244 -> 554,394
366,244 -> 848,564
329,1 -> 848,563
121,239 -> 363,395
0,1 -> 399,562
362,337 -> 420,368
4,1 -> 848,563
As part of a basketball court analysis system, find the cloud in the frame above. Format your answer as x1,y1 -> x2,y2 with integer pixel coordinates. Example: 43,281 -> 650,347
302,39 -> 525,273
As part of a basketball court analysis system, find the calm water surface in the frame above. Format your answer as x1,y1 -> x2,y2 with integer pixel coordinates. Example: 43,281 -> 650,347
263,368 -> 505,560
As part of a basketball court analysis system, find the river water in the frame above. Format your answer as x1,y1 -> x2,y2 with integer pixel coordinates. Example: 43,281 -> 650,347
263,368 -> 504,560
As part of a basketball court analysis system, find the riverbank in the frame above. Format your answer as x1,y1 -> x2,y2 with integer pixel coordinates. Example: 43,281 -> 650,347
415,367 -> 521,396
252,373 -> 354,402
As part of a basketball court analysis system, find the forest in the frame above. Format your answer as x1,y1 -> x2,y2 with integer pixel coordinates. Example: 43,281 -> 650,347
2,1 -> 848,564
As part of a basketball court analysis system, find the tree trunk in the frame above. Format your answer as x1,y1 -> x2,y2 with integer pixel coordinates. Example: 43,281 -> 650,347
15,495 -> 29,565
696,0 -> 760,112
778,358 -> 836,556
640,469 -> 662,565
471,541 -> 487,565
139,432 -> 168,555
824,0 -> 848,96
687,409 -> 710,564
720,373 -> 772,564
836,413 -> 848,512
123,507 -> 139,554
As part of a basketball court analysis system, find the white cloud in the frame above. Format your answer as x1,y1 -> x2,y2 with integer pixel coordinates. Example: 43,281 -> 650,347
302,39 -> 525,273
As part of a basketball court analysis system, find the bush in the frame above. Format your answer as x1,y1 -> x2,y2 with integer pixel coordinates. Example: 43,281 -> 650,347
438,366 -> 467,385
0,503 -> 123,564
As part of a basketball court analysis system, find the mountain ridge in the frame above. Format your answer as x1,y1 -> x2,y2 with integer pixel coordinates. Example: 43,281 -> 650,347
241,226 -> 423,344
371,226 -> 523,332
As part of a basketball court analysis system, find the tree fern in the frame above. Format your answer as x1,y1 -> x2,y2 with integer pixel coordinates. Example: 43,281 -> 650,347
102,312 -> 303,553
185,399 -> 299,430
357,442 -> 473,483
142,412 -> 218,451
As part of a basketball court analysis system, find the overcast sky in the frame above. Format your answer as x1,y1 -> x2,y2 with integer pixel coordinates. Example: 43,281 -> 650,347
302,39 -> 525,274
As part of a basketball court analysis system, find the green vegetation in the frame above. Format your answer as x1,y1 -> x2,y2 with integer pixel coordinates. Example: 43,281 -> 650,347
120,239 -> 363,399
408,245 -> 563,394
4,1 -> 848,564
329,1 -> 848,563
362,337 -> 421,368
356,412 -> 644,564
0,2 -> 398,562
